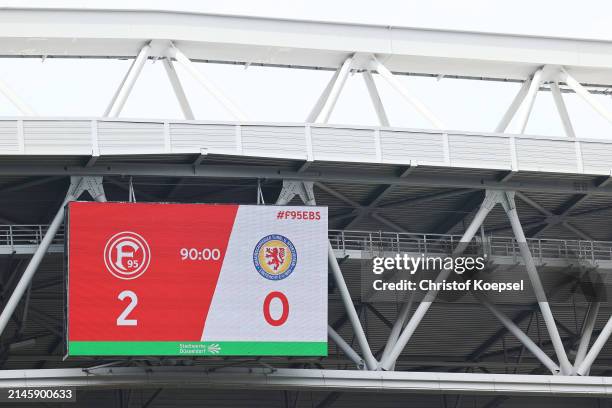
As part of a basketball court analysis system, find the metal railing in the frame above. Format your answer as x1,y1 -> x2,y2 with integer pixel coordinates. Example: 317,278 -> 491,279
329,230 -> 612,263
0,225 -> 64,248
0,224 -> 610,263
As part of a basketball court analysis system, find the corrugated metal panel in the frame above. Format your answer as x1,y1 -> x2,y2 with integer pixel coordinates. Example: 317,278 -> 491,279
170,123 -> 236,154
581,141 -> 612,174
311,127 -> 377,162
449,134 -> 510,169
241,125 -> 306,159
0,120 -> 19,153
23,120 -> 91,155
516,139 -> 577,172
380,131 -> 444,165
98,121 -> 165,154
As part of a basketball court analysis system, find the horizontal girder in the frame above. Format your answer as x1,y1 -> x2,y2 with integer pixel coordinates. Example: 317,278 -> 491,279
1,8 -> 612,85
0,366 -> 610,396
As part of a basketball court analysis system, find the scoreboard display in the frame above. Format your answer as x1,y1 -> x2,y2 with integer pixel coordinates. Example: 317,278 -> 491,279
66,202 -> 328,357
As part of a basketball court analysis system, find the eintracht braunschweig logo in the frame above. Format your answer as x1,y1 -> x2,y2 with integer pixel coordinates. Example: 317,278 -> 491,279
104,231 -> 151,280
253,234 -> 297,280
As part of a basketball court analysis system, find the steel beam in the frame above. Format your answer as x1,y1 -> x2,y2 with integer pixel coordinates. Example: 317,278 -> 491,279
167,45 -> 248,121
163,58 -> 195,120
378,190 -> 499,370
328,244 -> 378,370
379,294 -> 414,368
0,176 -> 63,194
0,366 -> 609,396
573,302 -> 600,370
431,191 -> 484,234
550,81 -> 576,139
495,78 -> 531,133
343,167 -> 413,229
2,162 -> 612,196
0,176 -> 105,337
515,68 -> 544,134
362,70 -> 389,126
467,309 -> 533,362
575,315 -> 612,376
314,182 -> 407,232
562,68 -> 612,126
371,57 -> 445,129
379,188 -> 475,210
306,69 -> 341,123
500,192 -> 572,374
0,198 -> 71,336
475,294 -> 560,374
516,192 -> 593,241
315,56 -> 353,123
328,326 -> 365,369
104,43 -> 151,118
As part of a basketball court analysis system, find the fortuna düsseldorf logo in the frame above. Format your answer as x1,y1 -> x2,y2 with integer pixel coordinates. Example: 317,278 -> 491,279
103,231 -> 151,280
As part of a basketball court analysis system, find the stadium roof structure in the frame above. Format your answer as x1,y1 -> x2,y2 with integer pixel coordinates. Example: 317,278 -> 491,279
0,5 -> 611,407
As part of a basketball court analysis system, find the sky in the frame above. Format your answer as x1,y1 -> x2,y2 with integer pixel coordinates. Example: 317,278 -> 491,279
0,1 -> 611,138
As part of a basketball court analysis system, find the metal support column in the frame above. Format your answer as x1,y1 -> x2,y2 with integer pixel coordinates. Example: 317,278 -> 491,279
362,70 -> 390,126
575,313 -> 612,376
167,44 -> 248,121
328,325 -> 365,369
476,294 -> 560,373
104,43 -> 151,118
379,293 -> 413,369
163,58 -> 195,120
495,78 -> 531,133
550,81 -> 576,138
0,177 -> 106,336
327,243 -> 378,370
500,191 -> 572,374
515,68 -> 544,134
379,190 -> 500,370
370,56 -> 445,129
315,55 -> 354,124
561,68 -> 612,126
573,302 -> 600,371
306,69 -> 341,123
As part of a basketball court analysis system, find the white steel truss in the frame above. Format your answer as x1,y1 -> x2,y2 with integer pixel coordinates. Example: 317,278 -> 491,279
0,6 -> 611,399
270,182 -> 612,377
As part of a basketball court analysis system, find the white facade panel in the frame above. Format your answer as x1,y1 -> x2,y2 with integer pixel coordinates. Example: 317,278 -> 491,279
170,123 -> 236,154
98,121 -> 165,155
516,138 -> 577,172
242,126 -> 306,159
380,131 -> 445,165
580,141 -> 612,175
449,134 -> 511,169
0,121 -> 19,153
23,120 -> 91,155
310,127 -> 377,162
0,118 -> 609,178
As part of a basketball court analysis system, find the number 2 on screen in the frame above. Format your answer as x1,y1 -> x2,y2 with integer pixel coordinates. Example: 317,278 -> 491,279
117,290 -> 138,326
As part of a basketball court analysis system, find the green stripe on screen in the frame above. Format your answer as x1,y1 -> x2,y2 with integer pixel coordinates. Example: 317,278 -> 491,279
68,341 -> 327,356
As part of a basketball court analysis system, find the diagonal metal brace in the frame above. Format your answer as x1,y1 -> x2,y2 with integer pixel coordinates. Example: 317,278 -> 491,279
276,180 -> 378,370
0,176 -> 106,337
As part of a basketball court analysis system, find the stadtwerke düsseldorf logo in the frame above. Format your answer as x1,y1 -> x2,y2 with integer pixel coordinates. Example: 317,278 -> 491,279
253,234 -> 297,280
